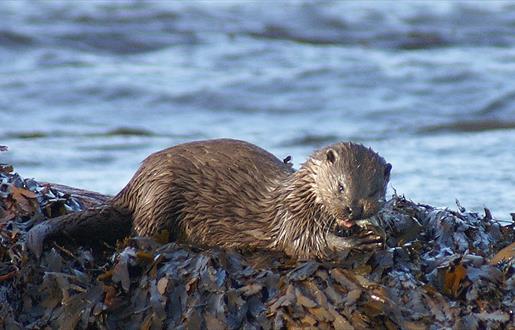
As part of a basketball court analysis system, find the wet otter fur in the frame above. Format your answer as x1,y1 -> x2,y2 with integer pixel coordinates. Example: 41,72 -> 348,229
27,139 -> 391,259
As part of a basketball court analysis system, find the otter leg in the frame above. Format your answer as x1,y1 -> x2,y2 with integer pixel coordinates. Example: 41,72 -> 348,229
326,230 -> 384,252
27,205 -> 132,258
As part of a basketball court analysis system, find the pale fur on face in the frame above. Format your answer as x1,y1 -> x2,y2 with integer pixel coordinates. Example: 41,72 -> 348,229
271,142 -> 391,259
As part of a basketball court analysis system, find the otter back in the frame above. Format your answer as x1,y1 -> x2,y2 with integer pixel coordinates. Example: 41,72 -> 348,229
114,139 -> 293,248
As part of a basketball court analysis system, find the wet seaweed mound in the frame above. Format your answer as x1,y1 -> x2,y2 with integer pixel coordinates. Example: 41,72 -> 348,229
0,159 -> 513,329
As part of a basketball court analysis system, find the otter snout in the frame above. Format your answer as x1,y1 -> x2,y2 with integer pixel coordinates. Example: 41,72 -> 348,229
347,204 -> 363,220
345,199 -> 382,221
337,205 -> 361,228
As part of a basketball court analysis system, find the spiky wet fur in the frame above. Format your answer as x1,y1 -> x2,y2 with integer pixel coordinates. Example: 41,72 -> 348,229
112,139 -> 390,259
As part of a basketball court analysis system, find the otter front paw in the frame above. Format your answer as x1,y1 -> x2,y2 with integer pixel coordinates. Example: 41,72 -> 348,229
349,229 -> 384,251
326,228 -> 384,253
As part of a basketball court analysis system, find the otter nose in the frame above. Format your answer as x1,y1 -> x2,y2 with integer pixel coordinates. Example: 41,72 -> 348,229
348,205 -> 363,220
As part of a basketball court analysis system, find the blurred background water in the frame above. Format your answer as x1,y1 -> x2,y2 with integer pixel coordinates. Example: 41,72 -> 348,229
1,1 -> 514,220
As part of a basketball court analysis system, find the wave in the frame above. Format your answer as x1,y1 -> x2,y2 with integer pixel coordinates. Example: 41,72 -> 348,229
0,30 -> 34,47
478,90 -> 515,115
1,2 -> 514,54
3,127 -> 155,140
281,134 -> 342,148
419,119 -> 515,134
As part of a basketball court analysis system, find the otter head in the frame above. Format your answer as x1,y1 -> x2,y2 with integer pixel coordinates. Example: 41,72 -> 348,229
312,143 -> 391,229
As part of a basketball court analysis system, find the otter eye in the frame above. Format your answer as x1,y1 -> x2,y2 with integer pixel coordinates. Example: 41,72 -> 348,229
338,183 -> 345,193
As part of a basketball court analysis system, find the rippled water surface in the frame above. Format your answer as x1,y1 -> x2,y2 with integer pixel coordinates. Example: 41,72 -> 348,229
1,1 -> 514,220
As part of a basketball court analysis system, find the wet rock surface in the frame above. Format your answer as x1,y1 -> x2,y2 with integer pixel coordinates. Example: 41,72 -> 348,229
0,162 -> 513,329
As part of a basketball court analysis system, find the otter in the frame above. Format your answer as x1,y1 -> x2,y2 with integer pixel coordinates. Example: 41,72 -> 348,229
27,139 -> 391,260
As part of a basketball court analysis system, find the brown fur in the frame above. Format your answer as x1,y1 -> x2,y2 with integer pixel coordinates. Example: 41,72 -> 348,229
28,139 -> 391,259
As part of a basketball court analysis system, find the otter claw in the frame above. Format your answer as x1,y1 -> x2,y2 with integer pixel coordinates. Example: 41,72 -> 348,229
355,241 -> 384,251
326,229 -> 384,253
352,230 -> 384,251
357,230 -> 383,242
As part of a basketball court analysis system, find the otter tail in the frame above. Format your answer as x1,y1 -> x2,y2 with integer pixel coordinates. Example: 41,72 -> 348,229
27,205 -> 132,258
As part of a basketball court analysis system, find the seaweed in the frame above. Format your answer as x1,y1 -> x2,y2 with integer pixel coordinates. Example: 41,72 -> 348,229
0,163 -> 513,329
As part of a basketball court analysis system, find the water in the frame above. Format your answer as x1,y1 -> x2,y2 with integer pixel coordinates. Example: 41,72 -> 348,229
1,1 -> 514,221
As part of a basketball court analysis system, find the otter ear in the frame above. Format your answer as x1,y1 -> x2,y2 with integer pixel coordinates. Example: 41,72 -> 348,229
326,149 -> 337,164
384,163 -> 392,180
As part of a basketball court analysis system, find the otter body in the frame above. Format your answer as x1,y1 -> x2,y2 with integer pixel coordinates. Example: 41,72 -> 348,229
116,139 -> 293,250
28,139 -> 391,259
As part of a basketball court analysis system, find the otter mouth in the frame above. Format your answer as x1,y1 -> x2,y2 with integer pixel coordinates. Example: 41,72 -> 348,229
333,218 -> 357,238
336,218 -> 355,229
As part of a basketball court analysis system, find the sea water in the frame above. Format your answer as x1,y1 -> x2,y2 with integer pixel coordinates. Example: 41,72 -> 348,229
1,1 -> 514,220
